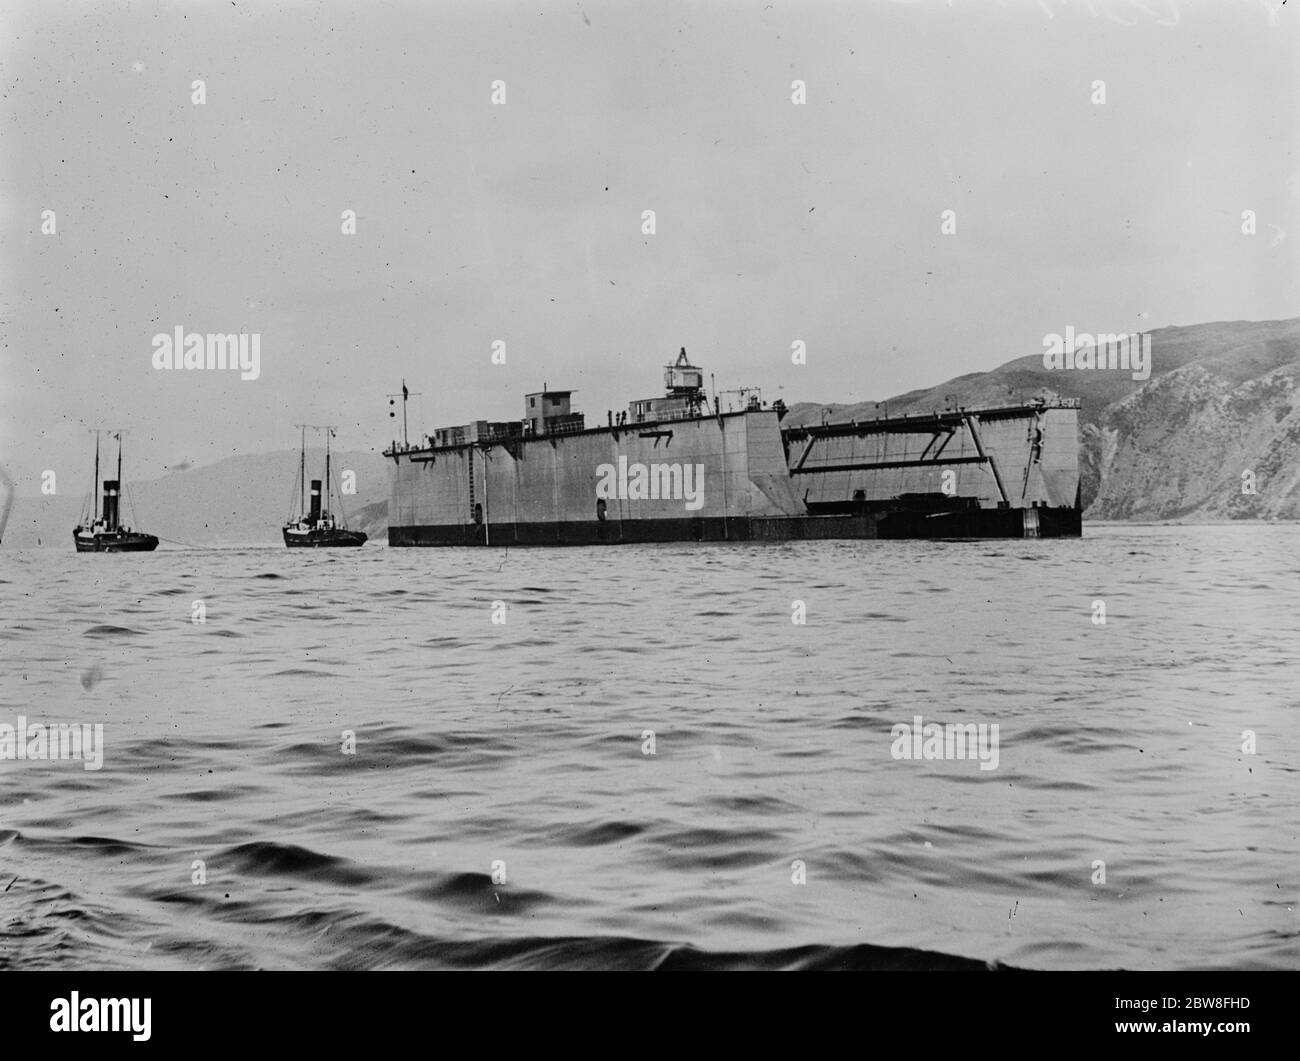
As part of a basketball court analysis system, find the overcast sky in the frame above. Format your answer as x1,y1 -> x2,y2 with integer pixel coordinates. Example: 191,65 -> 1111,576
2,0 -> 1296,494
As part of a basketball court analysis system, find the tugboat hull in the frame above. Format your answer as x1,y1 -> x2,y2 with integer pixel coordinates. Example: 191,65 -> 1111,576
282,528 -> 367,548
73,531 -> 159,552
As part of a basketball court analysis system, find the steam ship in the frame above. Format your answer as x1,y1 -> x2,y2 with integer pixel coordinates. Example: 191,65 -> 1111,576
73,430 -> 159,552
283,425 -> 367,547
384,350 -> 1081,545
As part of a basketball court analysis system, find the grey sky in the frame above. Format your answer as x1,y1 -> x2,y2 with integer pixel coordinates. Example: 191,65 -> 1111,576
2,0 -> 1296,494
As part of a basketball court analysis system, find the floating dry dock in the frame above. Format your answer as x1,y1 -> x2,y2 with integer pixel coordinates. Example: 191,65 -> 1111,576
385,351 -> 1081,545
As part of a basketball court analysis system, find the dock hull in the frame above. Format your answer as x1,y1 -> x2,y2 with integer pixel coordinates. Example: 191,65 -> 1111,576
390,506 -> 1079,546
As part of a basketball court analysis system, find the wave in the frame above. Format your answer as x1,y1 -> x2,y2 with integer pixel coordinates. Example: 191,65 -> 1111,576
215,840 -> 378,887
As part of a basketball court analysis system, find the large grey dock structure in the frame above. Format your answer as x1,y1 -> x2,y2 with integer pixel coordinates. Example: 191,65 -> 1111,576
385,351 -> 1081,545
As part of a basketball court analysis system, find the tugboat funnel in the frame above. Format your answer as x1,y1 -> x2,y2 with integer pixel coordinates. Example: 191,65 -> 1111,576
102,480 -> 120,530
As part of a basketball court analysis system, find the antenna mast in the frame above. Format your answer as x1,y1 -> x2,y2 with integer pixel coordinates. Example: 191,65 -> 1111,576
387,381 -> 422,449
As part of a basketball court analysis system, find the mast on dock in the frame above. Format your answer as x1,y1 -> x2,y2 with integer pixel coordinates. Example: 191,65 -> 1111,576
387,381 -> 421,450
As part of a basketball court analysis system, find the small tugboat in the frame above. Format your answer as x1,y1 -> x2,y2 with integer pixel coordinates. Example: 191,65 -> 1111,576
283,425 -> 367,548
73,430 -> 159,552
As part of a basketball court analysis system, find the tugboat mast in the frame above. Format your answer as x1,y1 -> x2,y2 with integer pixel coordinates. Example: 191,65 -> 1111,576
292,423 -> 337,523
299,425 -> 306,517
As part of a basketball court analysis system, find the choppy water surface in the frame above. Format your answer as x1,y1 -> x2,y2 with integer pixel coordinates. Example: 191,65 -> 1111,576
1,524 -> 1297,970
